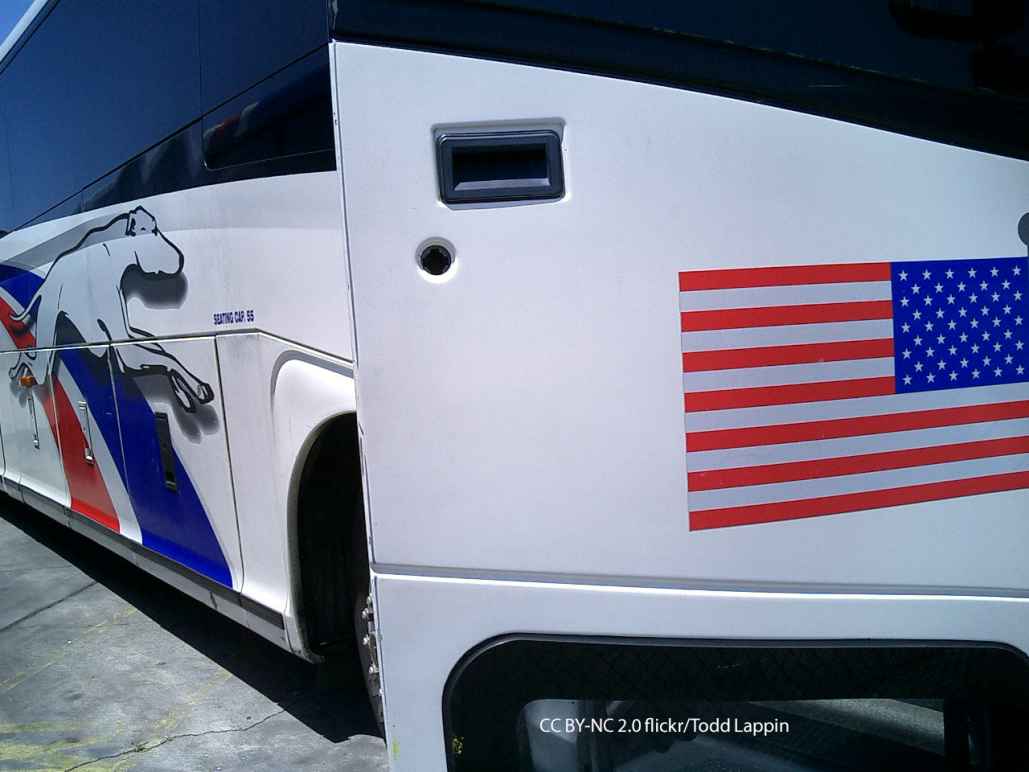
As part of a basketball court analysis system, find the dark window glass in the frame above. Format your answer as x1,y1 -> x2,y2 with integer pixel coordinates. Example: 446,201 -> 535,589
24,192 -> 81,230
202,49 -> 332,169
445,638 -> 1029,771
82,125 -> 203,214
0,101 -> 12,235
333,0 -> 1029,160
477,1 -> 1029,99
2,0 -> 201,227
198,0 -> 327,113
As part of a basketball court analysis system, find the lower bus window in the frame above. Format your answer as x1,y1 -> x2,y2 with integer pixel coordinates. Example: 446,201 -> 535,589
518,697 -> 946,770
444,638 -> 1029,771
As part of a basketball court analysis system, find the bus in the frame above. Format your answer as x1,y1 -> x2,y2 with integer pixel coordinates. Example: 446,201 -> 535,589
2,1 -> 1029,770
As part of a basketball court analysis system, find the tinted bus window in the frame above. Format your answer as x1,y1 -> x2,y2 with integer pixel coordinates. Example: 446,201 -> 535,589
475,1 -> 1029,97
446,639 -> 1029,771
202,49 -> 333,169
198,0 -> 327,112
2,0 -> 200,227
332,0 -> 1029,160
0,104 -> 12,234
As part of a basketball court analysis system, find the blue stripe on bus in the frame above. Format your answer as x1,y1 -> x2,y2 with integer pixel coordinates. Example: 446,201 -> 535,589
4,267 -> 231,587
63,347 -> 232,587
111,366 -> 232,586
0,265 -> 42,308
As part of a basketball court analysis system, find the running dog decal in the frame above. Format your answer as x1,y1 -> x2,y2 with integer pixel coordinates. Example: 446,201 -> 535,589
7,207 -> 215,412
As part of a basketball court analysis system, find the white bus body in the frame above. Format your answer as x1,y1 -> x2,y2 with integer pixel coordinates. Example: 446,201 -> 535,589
3,1 -> 1029,770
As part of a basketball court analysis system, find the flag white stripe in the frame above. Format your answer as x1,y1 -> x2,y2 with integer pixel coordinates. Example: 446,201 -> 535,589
684,382 -> 1029,432
688,452 -> 1029,510
683,357 -> 894,392
687,416 -> 1029,471
681,264 -> 1029,519
679,281 -> 892,311
682,319 -> 895,352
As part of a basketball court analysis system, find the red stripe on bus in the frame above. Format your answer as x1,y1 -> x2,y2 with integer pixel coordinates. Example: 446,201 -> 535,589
0,295 -> 120,533
690,469 -> 1029,530
678,263 -> 891,292
53,385 -> 120,532
689,435 -> 1029,491
683,338 -> 894,372
0,296 -> 36,349
681,300 -> 893,332
70,497 -> 121,532
684,376 -> 894,412
685,399 -> 1029,452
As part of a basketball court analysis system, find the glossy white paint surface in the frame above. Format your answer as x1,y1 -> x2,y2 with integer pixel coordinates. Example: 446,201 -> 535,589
0,353 -> 69,506
0,172 -> 353,360
336,42 -> 1029,592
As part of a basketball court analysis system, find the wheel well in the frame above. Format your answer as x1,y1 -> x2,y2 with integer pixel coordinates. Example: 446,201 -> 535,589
294,412 -> 364,656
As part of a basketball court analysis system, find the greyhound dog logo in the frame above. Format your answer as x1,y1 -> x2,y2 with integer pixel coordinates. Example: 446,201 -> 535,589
8,207 -> 215,413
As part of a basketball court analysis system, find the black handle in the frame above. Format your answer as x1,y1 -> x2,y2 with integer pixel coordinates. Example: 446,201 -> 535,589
154,412 -> 178,492
436,130 -> 564,204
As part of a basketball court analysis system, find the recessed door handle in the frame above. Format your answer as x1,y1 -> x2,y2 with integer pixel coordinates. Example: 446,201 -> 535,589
27,392 -> 39,448
436,130 -> 564,204
78,400 -> 95,465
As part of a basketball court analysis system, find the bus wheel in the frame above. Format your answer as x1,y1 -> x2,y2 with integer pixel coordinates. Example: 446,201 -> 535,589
350,498 -> 385,734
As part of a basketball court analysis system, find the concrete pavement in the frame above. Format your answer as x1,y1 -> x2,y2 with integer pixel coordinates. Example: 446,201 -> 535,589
0,493 -> 387,771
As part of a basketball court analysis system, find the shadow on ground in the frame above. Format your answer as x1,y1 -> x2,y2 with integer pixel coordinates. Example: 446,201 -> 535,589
0,494 -> 380,745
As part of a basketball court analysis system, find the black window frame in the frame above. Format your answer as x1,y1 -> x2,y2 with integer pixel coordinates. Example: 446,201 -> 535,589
443,634 -> 1029,771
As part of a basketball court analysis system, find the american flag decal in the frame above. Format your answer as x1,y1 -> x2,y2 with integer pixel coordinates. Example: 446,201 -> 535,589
680,258 -> 1029,530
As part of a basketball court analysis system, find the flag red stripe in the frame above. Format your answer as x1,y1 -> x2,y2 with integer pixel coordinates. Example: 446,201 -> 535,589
679,263 -> 891,292
689,435 -> 1029,491
686,399 -> 1029,451
685,376 -> 894,412
690,469 -> 1029,530
681,300 -> 893,332
683,338 -> 894,372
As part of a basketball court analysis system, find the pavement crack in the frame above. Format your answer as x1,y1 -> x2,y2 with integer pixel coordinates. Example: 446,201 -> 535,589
62,707 -> 288,770
0,581 -> 97,634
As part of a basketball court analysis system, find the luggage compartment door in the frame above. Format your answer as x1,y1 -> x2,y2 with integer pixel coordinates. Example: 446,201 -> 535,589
0,351 -> 70,509
111,337 -> 241,588
334,42 -> 1029,592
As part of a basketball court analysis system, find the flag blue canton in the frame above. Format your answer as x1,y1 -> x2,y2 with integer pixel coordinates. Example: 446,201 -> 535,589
892,257 -> 1029,393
